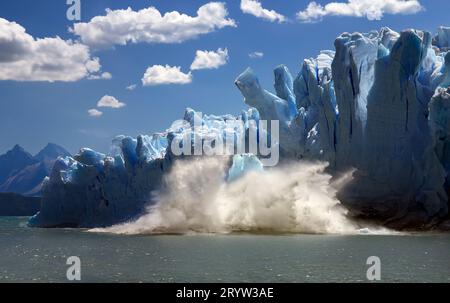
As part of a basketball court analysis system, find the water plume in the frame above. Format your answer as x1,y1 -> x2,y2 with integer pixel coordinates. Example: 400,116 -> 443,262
94,157 -> 363,235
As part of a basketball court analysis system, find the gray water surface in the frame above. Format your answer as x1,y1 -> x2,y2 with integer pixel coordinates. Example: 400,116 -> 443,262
0,217 -> 449,283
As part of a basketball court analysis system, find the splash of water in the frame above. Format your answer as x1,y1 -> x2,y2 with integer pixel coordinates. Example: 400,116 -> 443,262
93,157 -> 367,235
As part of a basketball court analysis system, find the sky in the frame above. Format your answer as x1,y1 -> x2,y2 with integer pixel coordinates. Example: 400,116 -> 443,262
0,0 -> 449,155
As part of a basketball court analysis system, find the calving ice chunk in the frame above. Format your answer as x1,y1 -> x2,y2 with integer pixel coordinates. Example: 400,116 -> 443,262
30,26 -> 450,231
95,158 -> 355,235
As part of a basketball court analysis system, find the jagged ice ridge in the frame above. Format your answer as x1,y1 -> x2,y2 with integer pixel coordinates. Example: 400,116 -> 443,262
29,26 -> 450,230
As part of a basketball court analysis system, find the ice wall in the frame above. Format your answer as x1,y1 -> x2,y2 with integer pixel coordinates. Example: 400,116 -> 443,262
29,135 -> 168,227
29,109 -> 263,227
30,26 -> 450,229
434,26 -> 450,50
340,30 -> 449,226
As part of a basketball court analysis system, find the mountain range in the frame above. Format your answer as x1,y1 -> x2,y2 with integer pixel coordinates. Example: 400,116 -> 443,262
0,143 -> 71,196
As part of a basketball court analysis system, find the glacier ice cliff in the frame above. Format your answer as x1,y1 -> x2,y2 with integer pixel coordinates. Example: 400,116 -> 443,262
30,26 -> 450,230
435,26 -> 450,50
29,112 -> 263,227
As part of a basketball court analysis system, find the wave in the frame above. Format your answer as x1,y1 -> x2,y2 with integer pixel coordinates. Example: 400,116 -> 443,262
91,157 -> 385,235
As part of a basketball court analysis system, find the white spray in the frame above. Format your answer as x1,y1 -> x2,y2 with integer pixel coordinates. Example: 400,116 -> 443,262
95,157 -> 362,235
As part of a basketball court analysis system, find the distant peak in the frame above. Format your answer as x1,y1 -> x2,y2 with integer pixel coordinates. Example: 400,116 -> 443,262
7,145 -> 32,158
0,144 -> 34,162
34,143 -> 71,161
42,143 -> 60,150
12,144 -> 25,151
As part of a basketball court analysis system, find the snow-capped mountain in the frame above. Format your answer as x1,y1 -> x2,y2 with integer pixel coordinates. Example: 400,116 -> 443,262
0,145 -> 37,185
0,143 -> 71,196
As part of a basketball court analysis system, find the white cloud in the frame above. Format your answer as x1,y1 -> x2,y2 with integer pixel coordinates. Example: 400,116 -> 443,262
297,0 -> 424,23
88,72 -> 112,80
240,0 -> 286,23
97,95 -> 126,108
249,51 -> 264,59
142,65 -> 192,86
190,48 -> 229,70
71,2 -> 236,48
88,109 -> 103,117
126,84 -> 137,91
0,18 -> 105,82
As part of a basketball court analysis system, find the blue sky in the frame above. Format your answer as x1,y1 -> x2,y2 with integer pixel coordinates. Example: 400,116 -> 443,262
0,0 -> 449,154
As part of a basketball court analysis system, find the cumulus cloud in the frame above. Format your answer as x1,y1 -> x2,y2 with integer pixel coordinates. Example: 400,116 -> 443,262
97,95 -> 126,108
190,48 -> 229,70
126,84 -> 137,91
297,0 -> 424,23
88,72 -> 112,80
0,18 -> 105,82
142,65 -> 192,86
249,51 -> 264,59
88,109 -> 103,117
240,0 -> 286,23
71,2 -> 236,48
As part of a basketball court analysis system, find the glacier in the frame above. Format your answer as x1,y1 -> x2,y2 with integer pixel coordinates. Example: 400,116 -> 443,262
30,26 -> 450,230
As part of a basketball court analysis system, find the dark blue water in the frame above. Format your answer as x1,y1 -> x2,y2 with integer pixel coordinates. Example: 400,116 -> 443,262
0,217 -> 449,282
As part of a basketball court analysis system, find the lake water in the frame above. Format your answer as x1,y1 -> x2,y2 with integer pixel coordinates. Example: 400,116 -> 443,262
0,217 -> 449,283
